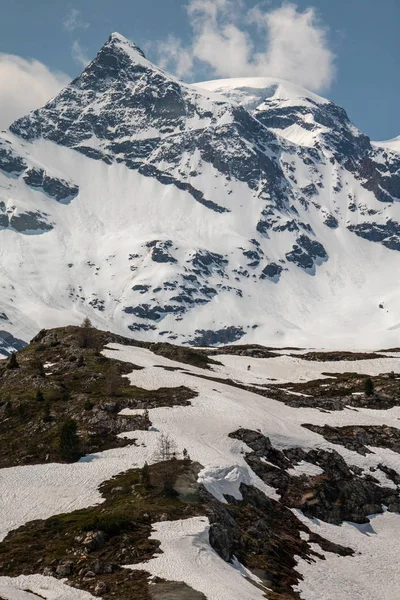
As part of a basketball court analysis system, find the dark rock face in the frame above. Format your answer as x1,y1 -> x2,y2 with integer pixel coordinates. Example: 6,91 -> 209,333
124,303 -> 185,321
323,213 -> 339,228
0,137 -> 79,236
128,322 -> 156,332
146,240 -> 177,264
242,248 -> 261,268
189,250 -> 228,278
304,424 -> 400,457
260,262 -> 283,281
188,326 -> 245,346
12,212 -> 53,233
131,284 -> 151,294
256,96 -> 371,166
203,480 -> 352,597
231,428 -> 400,525
356,149 -> 400,203
124,244 -> 231,330
0,140 -> 27,175
0,203 -> 53,233
348,220 -> 400,251
23,168 -> 79,203
286,235 -> 327,272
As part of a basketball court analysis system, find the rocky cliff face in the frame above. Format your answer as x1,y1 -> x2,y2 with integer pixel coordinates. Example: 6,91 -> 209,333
1,33 -> 400,349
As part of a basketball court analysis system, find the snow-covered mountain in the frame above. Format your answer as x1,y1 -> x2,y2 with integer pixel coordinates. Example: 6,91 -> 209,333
1,32 -> 400,350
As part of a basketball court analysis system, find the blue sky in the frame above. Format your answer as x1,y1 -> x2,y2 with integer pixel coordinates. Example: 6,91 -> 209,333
0,0 -> 399,140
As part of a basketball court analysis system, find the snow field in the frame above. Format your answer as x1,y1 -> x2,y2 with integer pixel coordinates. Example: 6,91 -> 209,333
210,352 -> 400,384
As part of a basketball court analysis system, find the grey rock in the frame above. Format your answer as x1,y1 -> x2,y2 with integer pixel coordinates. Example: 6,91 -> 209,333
56,559 -> 74,577
95,581 -> 109,595
82,530 -> 107,551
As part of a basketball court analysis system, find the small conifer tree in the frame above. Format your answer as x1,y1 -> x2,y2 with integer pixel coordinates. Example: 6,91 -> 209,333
36,389 -> 45,402
36,360 -> 45,377
31,359 -> 45,376
79,317 -> 95,348
364,377 -> 374,396
59,418 -> 81,462
7,352 -> 19,369
141,461 -> 151,489
156,434 -> 178,493
142,408 -> 150,428
81,317 -> 93,329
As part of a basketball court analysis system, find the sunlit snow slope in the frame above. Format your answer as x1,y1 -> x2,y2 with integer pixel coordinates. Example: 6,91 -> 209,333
1,33 -> 400,349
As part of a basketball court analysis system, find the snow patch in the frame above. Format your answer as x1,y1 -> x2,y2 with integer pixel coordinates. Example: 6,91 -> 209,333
0,575 -> 99,599
127,517 -> 267,600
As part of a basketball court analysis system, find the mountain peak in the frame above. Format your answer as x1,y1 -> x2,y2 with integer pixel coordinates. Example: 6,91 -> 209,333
105,31 -> 147,59
79,32 -> 148,82
50,31 -> 153,98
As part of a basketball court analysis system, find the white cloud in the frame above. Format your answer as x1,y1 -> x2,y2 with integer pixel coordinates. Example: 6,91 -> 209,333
156,35 -> 194,78
71,40 -> 90,68
249,3 -> 335,90
157,0 -> 335,92
63,8 -> 89,32
0,54 -> 70,131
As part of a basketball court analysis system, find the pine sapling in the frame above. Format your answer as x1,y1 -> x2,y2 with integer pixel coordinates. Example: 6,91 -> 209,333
59,418 -> 81,462
7,352 -> 19,369
141,461 -> 151,489
364,377 -> 374,396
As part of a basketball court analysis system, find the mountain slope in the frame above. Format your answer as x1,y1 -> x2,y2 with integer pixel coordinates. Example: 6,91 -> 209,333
1,33 -> 400,349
